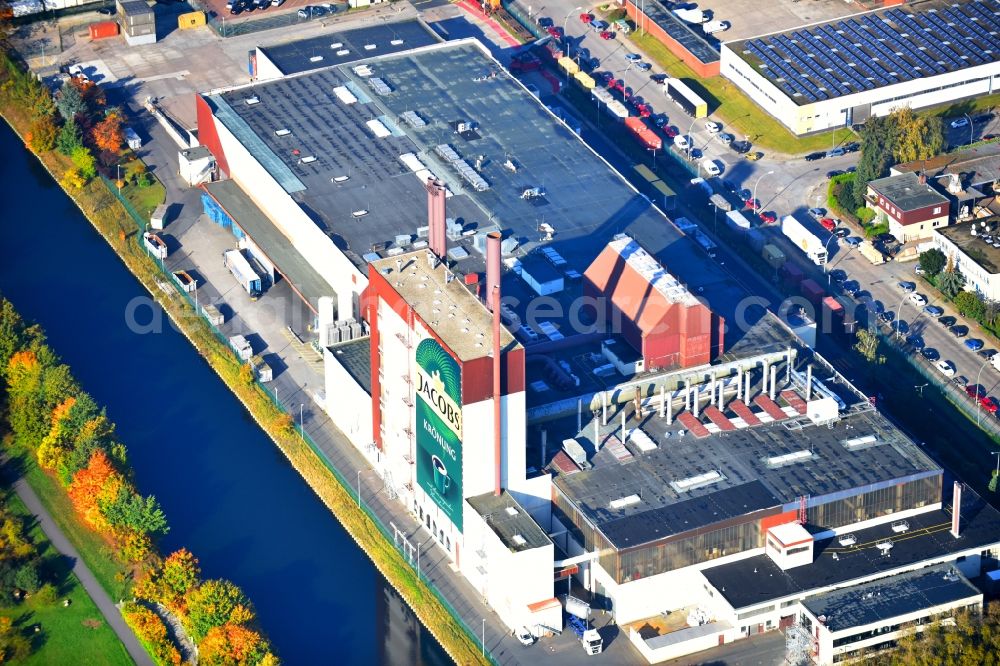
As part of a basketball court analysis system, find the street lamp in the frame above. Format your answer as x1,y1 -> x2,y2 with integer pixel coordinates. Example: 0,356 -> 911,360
963,113 -> 974,146
562,6 -> 582,58
823,234 -> 838,284
894,294 -> 908,339
299,403 -> 304,437
622,62 -> 634,103
752,170 -> 775,212
357,469 -> 362,508
976,358 -> 991,426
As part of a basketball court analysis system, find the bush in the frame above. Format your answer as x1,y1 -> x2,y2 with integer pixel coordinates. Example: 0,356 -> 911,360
919,248 -> 947,277
855,207 -> 875,224
32,583 -> 57,606
864,221 -> 890,239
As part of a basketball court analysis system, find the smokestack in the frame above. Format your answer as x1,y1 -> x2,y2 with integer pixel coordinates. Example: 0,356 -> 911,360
666,388 -> 673,425
659,384 -> 666,418
806,365 -> 813,401
486,231 -> 501,311
770,365 -> 777,401
493,285 -> 502,497
736,368 -> 743,401
951,481 -> 962,538
427,179 -> 447,259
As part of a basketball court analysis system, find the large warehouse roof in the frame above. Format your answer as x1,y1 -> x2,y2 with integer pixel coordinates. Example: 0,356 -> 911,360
731,0 -> 1000,104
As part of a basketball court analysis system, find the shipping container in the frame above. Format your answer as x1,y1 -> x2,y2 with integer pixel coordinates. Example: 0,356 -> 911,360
89,20 -> 119,40
781,215 -> 828,265
781,260 -> 804,288
664,78 -> 708,118
557,56 -> 580,75
762,244 -> 785,269
178,10 -> 205,29
124,126 -> 141,150
624,117 -> 662,150
746,228 -> 765,252
150,204 -> 167,230
605,100 -> 629,120
574,71 -> 595,89
800,278 -> 825,305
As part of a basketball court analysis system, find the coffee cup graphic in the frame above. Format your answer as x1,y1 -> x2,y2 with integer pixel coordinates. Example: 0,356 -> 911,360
432,455 -> 451,496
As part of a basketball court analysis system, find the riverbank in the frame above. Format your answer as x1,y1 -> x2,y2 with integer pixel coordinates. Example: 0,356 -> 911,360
0,54 -> 486,665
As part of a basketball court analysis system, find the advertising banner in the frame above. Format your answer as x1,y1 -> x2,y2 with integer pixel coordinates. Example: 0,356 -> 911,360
414,338 -> 464,532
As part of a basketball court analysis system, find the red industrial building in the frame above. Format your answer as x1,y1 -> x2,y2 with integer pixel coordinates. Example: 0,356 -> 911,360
583,235 -> 723,370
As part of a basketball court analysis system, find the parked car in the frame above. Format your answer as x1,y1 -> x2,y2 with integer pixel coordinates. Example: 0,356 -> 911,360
827,169 -> 845,178
636,62 -> 652,71
760,211 -> 777,224
826,147 -> 845,157
983,397 -> 1000,413
579,12 -> 593,23
935,359 -> 956,377
906,335 -> 925,350
625,53 -> 642,62
834,227 -> 850,238
966,338 -> 985,351
923,305 -> 944,316
731,140 -> 752,154
979,349 -> 998,360
844,142 -> 860,152
297,6 -> 310,17
950,117 -> 970,129
546,26 -> 562,38
967,384 -> 988,399
805,151 -> 825,161
663,125 -> 679,138
938,315 -> 957,327
599,30 -> 613,39
915,266 -> 926,276
878,311 -> 895,324
870,300 -> 885,314
843,281 -> 860,295
819,218 -> 836,232
921,347 -> 940,361
844,236 -> 862,247
809,207 -> 826,219
689,148 -> 703,159
718,132 -> 734,145
514,627 -> 535,646
950,324 -> 969,338
898,281 -> 916,292
908,293 -> 928,306
705,120 -> 721,133
744,197 -> 761,211
702,160 -> 721,176
746,151 -> 764,161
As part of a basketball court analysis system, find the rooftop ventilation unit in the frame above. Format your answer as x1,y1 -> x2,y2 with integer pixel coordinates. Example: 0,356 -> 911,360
511,534 -> 527,546
891,520 -> 910,533
391,38 -> 404,45
245,96 -> 260,105
670,470 -> 723,493
504,506 -> 518,516
353,64 -> 373,76
765,450 -> 813,468
336,49 -> 350,56
364,44 -> 377,50
274,129 -> 291,137
332,175 -> 350,183
629,429 -> 657,452
330,42 -> 343,49
876,540 -> 893,555
333,86 -> 357,104
299,156 -> 317,164
838,533 -> 857,547
352,210 -> 369,218
842,435 -> 878,450
609,495 -> 641,510
309,55 -> 323,63
400,110 -> 426,127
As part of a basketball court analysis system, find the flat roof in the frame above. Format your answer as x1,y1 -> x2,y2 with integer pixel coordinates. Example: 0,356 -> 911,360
328,337 -> 372,395
702,490 -> 1000,610
628,0 -> 720,65
258,19 -> 441,76
551,355 -> 940,547
893,140 -> 1000,187
729,0 -> 1000,105
868,172 -> 950,212
202,180 -> 332,310
467,491 -> 551,552
769,521 -> 811,546
371,250 -> 518,362
206,39 -> 743,327
802,564 -> 981,633
937,218 -> 1000,274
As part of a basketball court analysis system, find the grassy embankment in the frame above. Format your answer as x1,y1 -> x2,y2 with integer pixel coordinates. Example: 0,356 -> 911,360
0,487 -> 133,666
0,67 -> 487,666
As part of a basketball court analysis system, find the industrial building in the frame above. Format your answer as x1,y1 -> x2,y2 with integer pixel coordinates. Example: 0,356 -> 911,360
192,23 -> 1000,662
932,218 -> 1000,301
893,142 -> 1000,221
721,0 -> 1000,134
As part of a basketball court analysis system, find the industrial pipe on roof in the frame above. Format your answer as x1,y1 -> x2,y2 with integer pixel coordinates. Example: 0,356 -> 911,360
486,231 -> 501,311
426,179 -> 447,259
493,284 -> 502,497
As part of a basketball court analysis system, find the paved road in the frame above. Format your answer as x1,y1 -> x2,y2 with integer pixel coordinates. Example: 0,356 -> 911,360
8,471 -> 152,666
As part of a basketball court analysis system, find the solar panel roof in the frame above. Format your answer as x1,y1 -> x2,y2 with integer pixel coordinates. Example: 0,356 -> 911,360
730,0 -> 1000,104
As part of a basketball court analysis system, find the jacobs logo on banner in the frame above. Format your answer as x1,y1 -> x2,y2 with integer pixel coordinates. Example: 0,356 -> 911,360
414,339 -> 464,532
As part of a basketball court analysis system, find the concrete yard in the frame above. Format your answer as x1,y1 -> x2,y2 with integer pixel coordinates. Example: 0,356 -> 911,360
714,0 -> 883,42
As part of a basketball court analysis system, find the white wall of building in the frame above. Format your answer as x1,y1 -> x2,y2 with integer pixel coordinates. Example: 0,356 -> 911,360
254,48 -> 285,81
210,113 -> 365,319
322,346 -> 374,452
721,44 -> 1000,135
932,231 -> 1000,301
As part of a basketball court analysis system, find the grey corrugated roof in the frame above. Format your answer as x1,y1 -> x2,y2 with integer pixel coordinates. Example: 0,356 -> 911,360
868,172 -> 949,212
327,337 -> 371,395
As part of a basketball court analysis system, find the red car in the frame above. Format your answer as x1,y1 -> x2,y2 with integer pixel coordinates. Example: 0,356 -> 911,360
579,12 -> 593,23
599,30 -> 613,40
819,217 -> 837,232
639,107 -> 652,118
546,26 -> 563,38
745,198 -> 761,211
663,125 -> 678,137
967,384 -> 987,399
981,396 -> 999,413
760,211 -> 777,224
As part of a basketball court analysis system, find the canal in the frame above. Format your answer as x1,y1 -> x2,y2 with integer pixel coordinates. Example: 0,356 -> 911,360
0,126 -> 448,664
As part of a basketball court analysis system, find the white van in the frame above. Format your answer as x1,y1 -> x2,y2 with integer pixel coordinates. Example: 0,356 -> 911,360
674,134 -> 689,149
702,160 -> 721,176
908,292 -> 928,307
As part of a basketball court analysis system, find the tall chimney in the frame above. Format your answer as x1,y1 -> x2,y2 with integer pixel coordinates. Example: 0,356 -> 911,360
486,231 -> 501,311
427,179 -> 447,259
493,285 -> 502,497
951,481 -> 962,538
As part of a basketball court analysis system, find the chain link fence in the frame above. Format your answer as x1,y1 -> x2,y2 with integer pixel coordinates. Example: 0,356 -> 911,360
101,175 -> 498,663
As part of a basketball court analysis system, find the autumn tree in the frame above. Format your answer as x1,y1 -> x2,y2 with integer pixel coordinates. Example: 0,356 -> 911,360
142,549 -> 201,613
55,80 -> 87,121
880,605 -> 1000,665
199,623 -> 270,666
36,395 -> 77,472
0,298 -> 26,370
4,350 -> 48,448
91,109 -> 124,154
70,145 -> 96,180
184,579 -> 255,641
27,115 -> 57,152
66,449 -> 123,531
0,616 -> 30,663
56,116 -> 83,156
890,107 -> 944,163
954,291 -> 985,321
121,603 -> 182,665
60,168 -> 86,190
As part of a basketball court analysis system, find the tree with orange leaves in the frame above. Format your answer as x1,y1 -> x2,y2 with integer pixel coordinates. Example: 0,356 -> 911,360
36,396 -> 76,471
91,110 -> 124,154
66,449 -> 123,532
198,623 -> 271,666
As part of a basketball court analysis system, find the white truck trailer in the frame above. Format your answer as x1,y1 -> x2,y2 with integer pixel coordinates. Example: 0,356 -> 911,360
781,215 -> 828,266
223,249 -> 262,297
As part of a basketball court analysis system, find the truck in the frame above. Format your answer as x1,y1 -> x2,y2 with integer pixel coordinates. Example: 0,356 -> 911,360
224,249 -> 262,297
992,352 -> 1000,372
709,192 -> 732,212
614,18 -> 631,34
663,78 -> 708,118
781,215 -> 827,266
673,7 -> 706,23
566,612 -> 603,655
726,210 -> 751,233
702,20 -> 730,34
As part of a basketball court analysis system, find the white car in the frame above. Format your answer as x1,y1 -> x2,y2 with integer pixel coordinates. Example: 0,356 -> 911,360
935,360 -> 956,377
908,292 -> 928,306
950,117 -> 970,129
702,160 -> 721,176
514,627 -> 535,646
705,120 -> 721,133
674,134 -> 689,149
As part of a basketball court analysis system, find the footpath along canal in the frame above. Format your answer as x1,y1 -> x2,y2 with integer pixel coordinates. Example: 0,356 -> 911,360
0,121 -> 449,663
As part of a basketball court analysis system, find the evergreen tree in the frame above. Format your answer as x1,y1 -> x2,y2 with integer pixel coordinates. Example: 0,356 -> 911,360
56,117 -> 83,156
